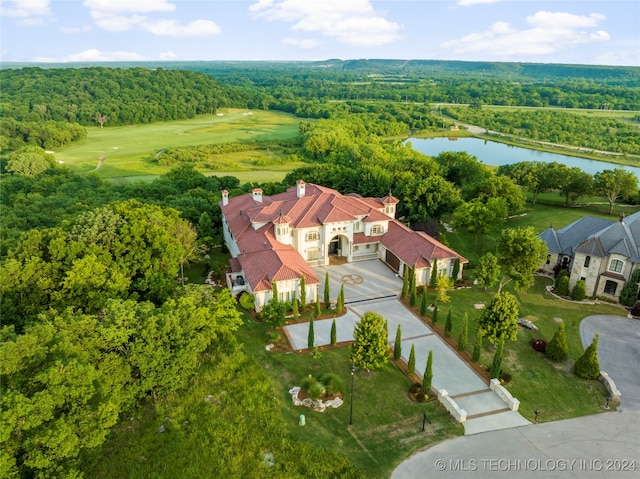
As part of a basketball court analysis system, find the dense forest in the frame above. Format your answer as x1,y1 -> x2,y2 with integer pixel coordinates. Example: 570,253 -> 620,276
1,60 -> 639,478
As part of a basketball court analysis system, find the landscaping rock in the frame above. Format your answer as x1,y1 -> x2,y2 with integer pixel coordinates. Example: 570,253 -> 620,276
518,318 -> 538,331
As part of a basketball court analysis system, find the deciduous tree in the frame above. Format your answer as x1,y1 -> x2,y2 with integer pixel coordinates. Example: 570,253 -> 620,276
350,312 -> 390,372
594,168 -> 638,215
497,227 -> 547,292
478,292 -> 519,344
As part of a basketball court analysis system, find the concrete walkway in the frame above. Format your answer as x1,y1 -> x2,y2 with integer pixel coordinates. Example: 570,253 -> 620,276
283,260 -> 530,435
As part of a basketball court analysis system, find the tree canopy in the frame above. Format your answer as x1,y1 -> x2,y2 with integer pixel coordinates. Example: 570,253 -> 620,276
350,312 -> 390,372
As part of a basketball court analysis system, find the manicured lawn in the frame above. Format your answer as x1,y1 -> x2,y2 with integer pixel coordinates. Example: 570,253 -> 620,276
236,320 -> 463,479
54,109 -> 305,181
417,277 -> 623,424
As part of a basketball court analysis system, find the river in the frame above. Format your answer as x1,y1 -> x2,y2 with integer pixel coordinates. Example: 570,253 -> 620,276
406,137 -> 640,178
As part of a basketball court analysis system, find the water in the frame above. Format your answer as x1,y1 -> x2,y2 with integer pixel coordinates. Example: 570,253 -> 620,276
406,137 -> 640,178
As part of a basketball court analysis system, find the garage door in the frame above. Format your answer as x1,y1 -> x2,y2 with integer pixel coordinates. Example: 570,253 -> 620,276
385,249 -> 400,273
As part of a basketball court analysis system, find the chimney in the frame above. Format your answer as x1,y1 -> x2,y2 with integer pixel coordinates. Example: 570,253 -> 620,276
252,188 -> 263,203
296,180 -> 306,198
221,190 -> 229,207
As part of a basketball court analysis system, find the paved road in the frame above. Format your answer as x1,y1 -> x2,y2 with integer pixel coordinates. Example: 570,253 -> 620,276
392,411 -> 640,479
393,314 -> 640,478
580,315 -> 640,411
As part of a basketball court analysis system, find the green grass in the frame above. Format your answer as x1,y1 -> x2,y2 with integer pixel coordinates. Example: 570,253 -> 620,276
54,109 -> 305,181
443,201 -> 632,269
236,320 -> 463,478
419,276 -> 621,423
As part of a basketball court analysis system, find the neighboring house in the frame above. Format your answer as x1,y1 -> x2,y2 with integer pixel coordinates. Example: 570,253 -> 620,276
220,180 -> 467,311
538,210 -> 640,301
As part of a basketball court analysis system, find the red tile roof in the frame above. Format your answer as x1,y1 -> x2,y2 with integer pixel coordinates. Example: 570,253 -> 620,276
220,182 -> 465,293
381,221 -> 468,268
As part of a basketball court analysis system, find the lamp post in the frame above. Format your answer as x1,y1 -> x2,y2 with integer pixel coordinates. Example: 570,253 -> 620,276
349,365 -> 356,426
534,409 -> 540,423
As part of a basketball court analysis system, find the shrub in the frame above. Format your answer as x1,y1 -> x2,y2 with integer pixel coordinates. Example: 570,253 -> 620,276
575,334 -> 600,380
307,381 -> 325,400
420,289 -> 428,316
317,373 -> 344,396
571,280 -> 586,301
546,323 -> 568,361
490,340 -> 505,379
239,293 -> 255,310
444,309 -> 452,338
472,330 -> 483,362
330,319 -> 337,346
554,275 -> 570,297
393,324 -> 402,360
266,330 -> 280,343
630,302 -> 640,316
432,303 -> 438,325
619,269 -> 640,307
407,344 -> 416,375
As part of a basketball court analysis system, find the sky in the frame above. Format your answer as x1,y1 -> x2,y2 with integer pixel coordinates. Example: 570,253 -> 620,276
1,0 -> 639,66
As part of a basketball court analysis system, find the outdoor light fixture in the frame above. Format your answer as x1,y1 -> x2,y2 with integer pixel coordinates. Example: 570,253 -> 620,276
534,409 -> 540,422
349,365 -> 356,426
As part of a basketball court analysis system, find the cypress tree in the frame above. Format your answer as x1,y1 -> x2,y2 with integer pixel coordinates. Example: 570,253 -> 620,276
458,313 -> 468,351
330,318 -> 337,346
307,315 -> 315,350
575,334 -> 600,379
272,281 -> 279,303
430,262 -> 438,288
432,303 -> 438,325
472,330 -> 483,362
393,324 -> 402,360
292,298 -> 299,319
314,296 -> 321,317
324,272 -> 331,308
401,269 -> 409,299
423,350 -> 433,395
336,284 -> 345,314
420,288 -> 428,316
546,322 -> 568,361
407,344 -> 416,375
444,309 -> 453,337
409,267 -> 417,307
299,275 -> 306,308
452,258 -> 461,283
383,320 -> 389,345
490,339 -> 504,379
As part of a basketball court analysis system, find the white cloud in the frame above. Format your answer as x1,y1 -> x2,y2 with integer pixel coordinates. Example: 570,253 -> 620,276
63,49 -> 145,62
82,0 -> 175,14
250,0 -> 404,47
60,25 -> 92,34
84,0 -> 220,37
441,11 -> 610,58
282,37 -> 321,49
143,19 -> 220,37
1,0 -> 52,25
457,0 -> 501,6
160,50 -> 178,59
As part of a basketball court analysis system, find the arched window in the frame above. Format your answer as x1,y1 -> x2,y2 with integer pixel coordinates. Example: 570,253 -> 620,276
584,256 -> 591,268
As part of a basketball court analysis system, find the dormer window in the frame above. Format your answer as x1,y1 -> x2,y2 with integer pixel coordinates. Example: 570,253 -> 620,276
371,225 -> 383,235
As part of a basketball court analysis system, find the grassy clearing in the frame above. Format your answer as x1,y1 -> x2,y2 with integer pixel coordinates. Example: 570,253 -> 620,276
54,109 -> 304,180
236,320 -> 463,479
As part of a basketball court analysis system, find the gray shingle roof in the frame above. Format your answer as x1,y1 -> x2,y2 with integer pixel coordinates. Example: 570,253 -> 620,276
539,210 -> 640,262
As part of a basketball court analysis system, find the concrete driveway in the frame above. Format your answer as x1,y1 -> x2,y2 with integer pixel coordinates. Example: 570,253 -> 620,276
580,315 -> 640,411
283,259 -> 530,435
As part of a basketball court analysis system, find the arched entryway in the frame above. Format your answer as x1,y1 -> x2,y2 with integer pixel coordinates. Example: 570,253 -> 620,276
328,235 -> 349,264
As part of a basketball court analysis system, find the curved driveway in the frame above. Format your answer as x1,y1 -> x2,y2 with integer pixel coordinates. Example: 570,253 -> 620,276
580,315 -> 640,410
393,314 -> 640,478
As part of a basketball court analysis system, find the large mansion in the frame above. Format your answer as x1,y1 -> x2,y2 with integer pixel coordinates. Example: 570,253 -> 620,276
539,210 -> 640,301
220,181 -> 467,311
